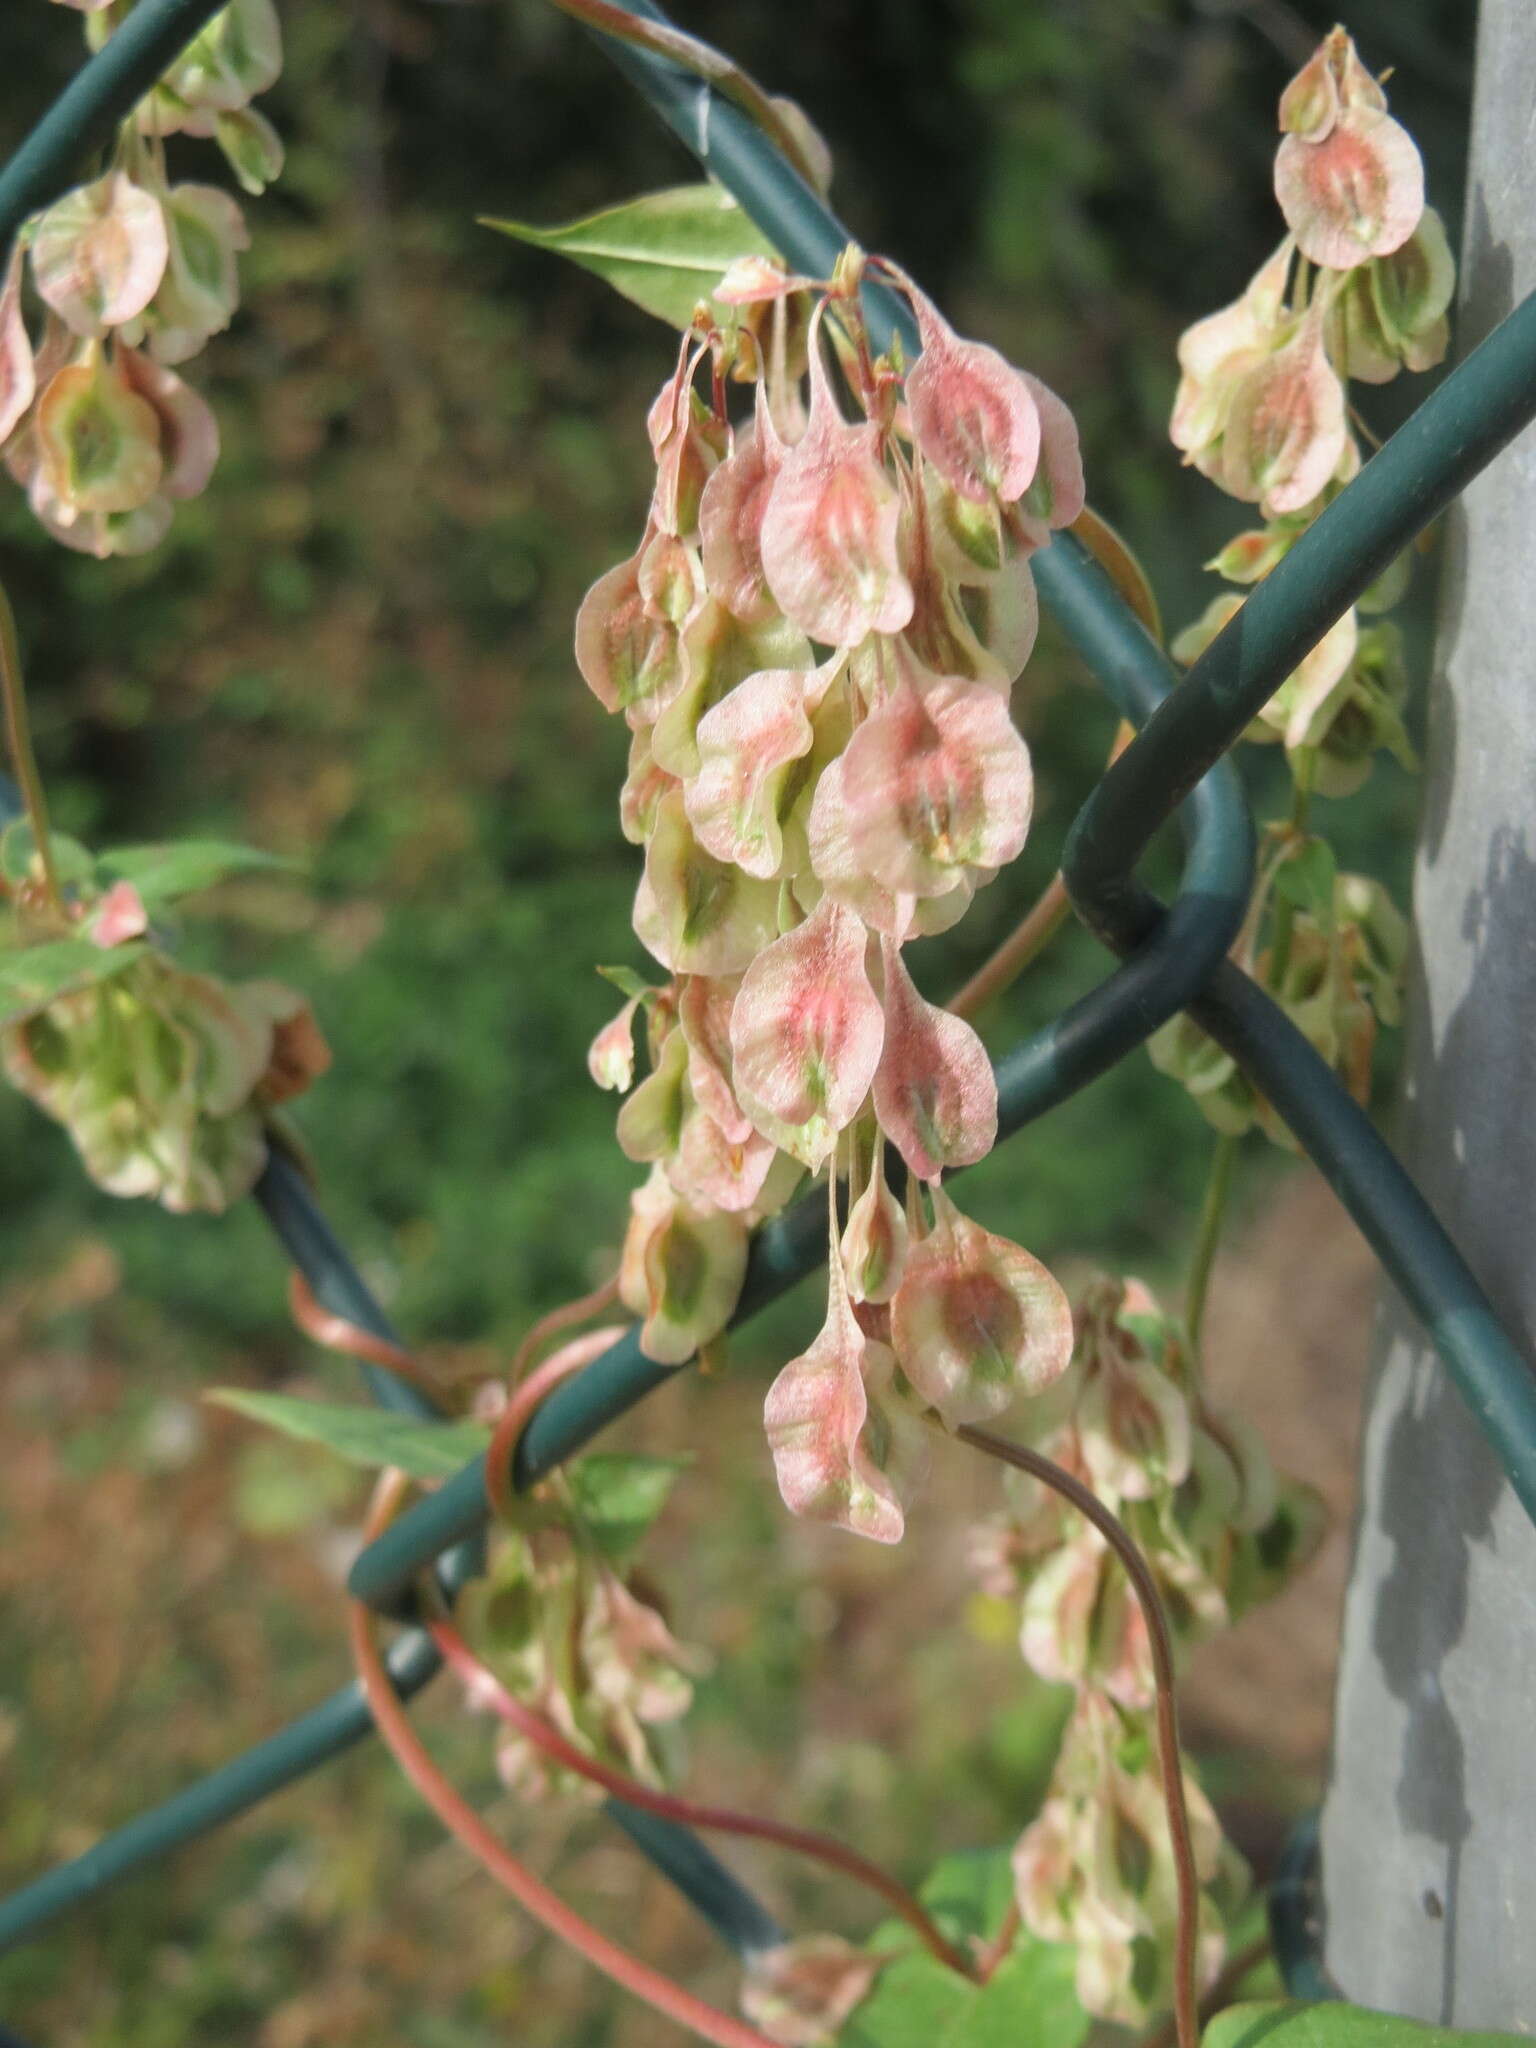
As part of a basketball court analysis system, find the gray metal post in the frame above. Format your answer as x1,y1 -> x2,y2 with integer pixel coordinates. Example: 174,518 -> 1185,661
1319,0 -> 1536,2025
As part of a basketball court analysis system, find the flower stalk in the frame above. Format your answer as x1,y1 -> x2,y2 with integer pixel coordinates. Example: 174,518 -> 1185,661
0,580 -> 61,911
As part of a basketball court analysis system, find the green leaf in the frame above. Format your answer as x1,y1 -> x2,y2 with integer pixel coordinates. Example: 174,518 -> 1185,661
842,1851 -> 1088,2048
947,1944 -> 1088,2048
840,1942 -> 1086,2048
0,936 -> 148,1028
597,964 -> 653,1001
96,839 -> 299,907
1204,2005 -> 1529,2048
917,1850 -> 1019,1945
839,1953 -> 974,2048
567,1452 -> 689,1561
0,821 -> 96,890
208,1390 -> 491,1480
481,185 -> 780,330
1272,837 -> 1337,926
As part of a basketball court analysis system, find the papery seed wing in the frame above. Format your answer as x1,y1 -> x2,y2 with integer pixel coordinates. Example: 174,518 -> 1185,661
901,277 -> 1042,505
1219,316 -> 1347,517
892,1189 -> 1073,1427
699,387 -> 780,624
685,666 -> 817,879
1275,108 -> 1424,272
839,671 -> 1032,896
116,346 -> 218,499
0,246 -> 35,444
634,791 -> 782,977
32,172 -> 168,337
873,938 -> 997,1182
729,895 -> 884,1171
764,1281 -> 907,1543
759,315 -> 912,646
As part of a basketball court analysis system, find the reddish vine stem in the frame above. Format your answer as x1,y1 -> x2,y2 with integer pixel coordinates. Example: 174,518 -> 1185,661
483,1328 -> 629,1523
288,1269 -> 621,1403
509,1274 -> 620,1383
955,1424 -> 1200,2048
973,1898 -> 1021,1984
1141,1932 -> 1273,2048
428,1612 -> 973,1978
349,1474 -> 782,2048
288,1271 -> 437,1390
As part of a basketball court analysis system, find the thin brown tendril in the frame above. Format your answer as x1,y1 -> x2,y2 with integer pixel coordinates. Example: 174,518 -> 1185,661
973,1898 -> 1021,1983
287,1272 -> 438,1391
484,1323 -> 631,1523
540,0 -> 825,190
0,580 -> 61,911
946,873 -> 1072,1020
955,1424 -> 1201,2048
287,1270 -> 623,1410
1348,401 -> 1385,453
947,722 -> 1135,1021
428,1613 -> 973,1977
509,1274 -> 620,1383
1184,1131 -> 1238,1357
349,1474 -> 783,2048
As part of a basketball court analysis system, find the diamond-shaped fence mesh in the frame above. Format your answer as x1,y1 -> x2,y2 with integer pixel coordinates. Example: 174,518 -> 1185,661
2,0 -> 1535,2002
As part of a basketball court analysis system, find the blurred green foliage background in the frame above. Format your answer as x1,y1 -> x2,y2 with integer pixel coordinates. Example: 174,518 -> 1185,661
0,0 -> 1474,2041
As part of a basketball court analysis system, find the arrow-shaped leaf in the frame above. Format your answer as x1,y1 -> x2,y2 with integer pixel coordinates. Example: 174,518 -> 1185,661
568,1452 -> 690,1560
97,840 -> 299,907
483,184 -> 780,331
208,1389 -> 492,1481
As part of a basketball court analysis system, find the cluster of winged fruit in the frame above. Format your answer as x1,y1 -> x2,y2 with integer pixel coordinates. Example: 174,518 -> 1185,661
582,247 -> 1085,1543
1170,24 -> 1451,799
0,0 -> 282,556
0,834 -> 330,1214
972,1277 -> 1322,2024
1154,27 -> 1449,1144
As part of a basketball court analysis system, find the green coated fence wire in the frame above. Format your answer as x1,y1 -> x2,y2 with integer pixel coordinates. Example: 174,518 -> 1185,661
2,0 -> 1536,2016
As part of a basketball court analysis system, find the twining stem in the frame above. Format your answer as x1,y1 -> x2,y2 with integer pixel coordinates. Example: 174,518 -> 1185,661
483,1327 -> 630,1523
947,874 -> 1071,1021
1141,1932 -> 1273,2048
288,1270 -> 622,1404
288,1272 -> 440,1393
510,1274 -> 620,1383
1347,401 -> 1385,454
0,579 -> 62,910
948,722 -> 1136,1022
349,1481 -> 782,2048
1184,1131 -> 1238,1355
541,0 -> 825,190
1264,749 -> 1317,991
955,1424 -> 1201,2048
428,1614 -> 973,1977
973,1898 -> 1021,1984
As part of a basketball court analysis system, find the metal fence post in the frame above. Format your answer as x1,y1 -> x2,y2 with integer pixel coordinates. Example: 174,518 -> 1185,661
1319,0 -> 1536,2020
